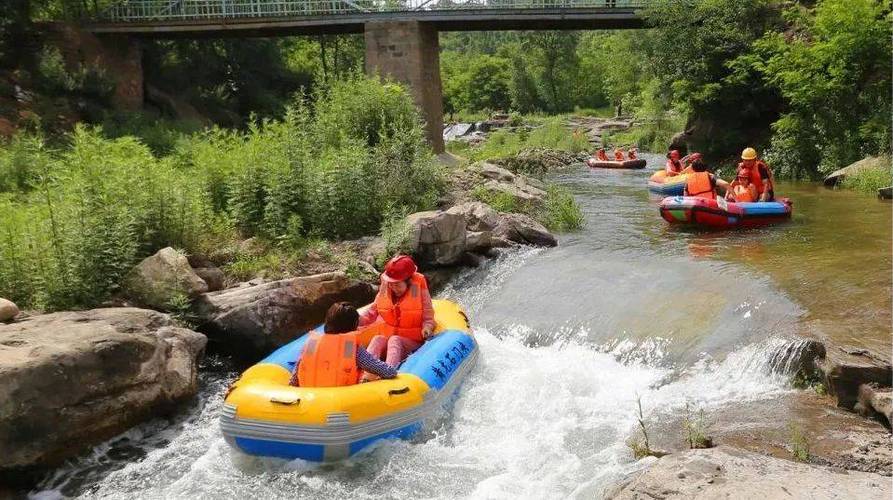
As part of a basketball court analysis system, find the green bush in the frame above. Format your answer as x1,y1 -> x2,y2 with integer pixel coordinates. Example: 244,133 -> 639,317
539,185 -> 584,232
840,162 -> 893,194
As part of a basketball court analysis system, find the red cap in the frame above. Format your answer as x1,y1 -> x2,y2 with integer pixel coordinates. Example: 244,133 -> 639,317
669,150 -> 680,160
382,255 -> 417,282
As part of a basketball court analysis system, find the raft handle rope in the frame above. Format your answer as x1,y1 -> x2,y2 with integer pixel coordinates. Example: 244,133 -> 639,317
270,395 -> 301,405
388,387 -> 410,396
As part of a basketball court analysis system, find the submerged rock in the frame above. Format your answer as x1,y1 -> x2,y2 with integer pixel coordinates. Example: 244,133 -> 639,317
125,247 -> 208,311
0,308 -> 206,471
0,298 -> 19,322
606,446 -> 891,499
194,271 -> 374,356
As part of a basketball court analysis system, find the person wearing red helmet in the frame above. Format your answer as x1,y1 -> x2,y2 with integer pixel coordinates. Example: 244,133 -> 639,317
359,255 -> 436,374
666,150 -> 683,176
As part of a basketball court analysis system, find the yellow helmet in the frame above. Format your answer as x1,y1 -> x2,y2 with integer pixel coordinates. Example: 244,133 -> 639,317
741,147 -> 758,160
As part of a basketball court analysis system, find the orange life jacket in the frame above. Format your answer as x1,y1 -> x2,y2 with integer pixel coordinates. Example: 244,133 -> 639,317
297,331 -> 359,387
666,159 -> 682,174
737,161 -> 772,194
731,182 -> 756,203
686,172 -> 715,200
597,150 -> 608,161
374,272 -> 427,343
614,150 -> 624,161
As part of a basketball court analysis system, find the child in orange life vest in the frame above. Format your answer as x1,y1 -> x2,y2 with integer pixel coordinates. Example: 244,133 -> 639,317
596,148 -> 609,161
726,171 -> 758,203
359,255 -> 436,376
290,302 -> 396,387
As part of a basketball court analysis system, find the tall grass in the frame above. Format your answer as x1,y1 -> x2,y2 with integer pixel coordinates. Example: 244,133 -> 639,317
0,76 -> 444,311
840,162 -> 892,194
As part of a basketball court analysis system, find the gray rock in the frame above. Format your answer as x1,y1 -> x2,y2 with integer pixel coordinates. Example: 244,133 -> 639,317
405,211 -> 467,266
824,156 -> 890,187
466,230 -> 492,253
493,213 -> 558,247
0,298 -> 19,322
194,266 -> 225,292
606,446 -> 891,499
194,272 -> 374,356
878,186 -> 892,199
819,347 -> 891,409
447,201 -> 501,232
857,384 -> 892,427
125,247 -> 208,311
0,308 -> 206,470
479,162 -> 516,183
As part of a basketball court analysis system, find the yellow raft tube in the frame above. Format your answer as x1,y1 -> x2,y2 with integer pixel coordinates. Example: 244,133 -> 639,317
220,299 -> 477,462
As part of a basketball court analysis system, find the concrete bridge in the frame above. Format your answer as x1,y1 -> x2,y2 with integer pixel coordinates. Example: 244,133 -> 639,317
81,0 -> 650,151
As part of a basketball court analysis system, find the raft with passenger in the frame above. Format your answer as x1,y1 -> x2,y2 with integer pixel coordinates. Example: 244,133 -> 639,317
220,299 -> 477,462
586,158 -> 647,170
647,170 -> 688,195
659,196 -> 793,228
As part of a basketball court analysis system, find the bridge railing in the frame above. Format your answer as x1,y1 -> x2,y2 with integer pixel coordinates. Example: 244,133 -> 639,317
101,0 -> 648,22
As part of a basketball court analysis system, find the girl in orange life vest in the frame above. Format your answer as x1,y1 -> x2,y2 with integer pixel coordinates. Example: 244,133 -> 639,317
360,255 -> 436,373
596,148 -> 609,161
666,150 -> 683,176
290,302 -> 397,388
726,171 -> 758,203
684,159 -> 729,200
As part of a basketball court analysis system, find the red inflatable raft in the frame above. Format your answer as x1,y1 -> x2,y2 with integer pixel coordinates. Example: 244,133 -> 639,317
660,196 -> 793,229
586,158 -> 647,170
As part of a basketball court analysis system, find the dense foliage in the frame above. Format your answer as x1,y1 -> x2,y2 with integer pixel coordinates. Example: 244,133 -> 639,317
0,77 -> 443,310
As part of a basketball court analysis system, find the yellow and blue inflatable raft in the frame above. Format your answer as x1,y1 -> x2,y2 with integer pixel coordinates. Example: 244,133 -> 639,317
220,299 -> 477,462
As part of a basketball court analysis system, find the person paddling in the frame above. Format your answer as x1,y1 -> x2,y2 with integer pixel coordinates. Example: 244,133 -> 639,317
360,255 -> 436,376
290,302 -> 397,387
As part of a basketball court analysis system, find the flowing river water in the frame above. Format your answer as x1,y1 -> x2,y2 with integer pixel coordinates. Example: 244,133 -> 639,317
31,154 -> 891,499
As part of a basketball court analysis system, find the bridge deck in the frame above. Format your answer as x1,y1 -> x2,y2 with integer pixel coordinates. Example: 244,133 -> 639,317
85,1 -> 648,36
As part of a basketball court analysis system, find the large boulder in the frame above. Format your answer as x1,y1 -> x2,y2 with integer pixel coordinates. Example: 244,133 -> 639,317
405,211 -> 467,266
857,383 -> 892,428
0,298 -> 19,322
447,201 -> 501,232
606,446 -> 891,499
824,156 -> 890,187
125,247 -> 208,310
0,308 -> 206,471
819,347 -> 891,409
194,272 -> 375,356
493,213 -> 558,247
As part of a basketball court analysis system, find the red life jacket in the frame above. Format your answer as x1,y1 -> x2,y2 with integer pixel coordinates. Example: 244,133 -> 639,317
297,331 -> 359,387
374,272 -> 427,343
686,172 -> 716,200
737,161 -> 772,194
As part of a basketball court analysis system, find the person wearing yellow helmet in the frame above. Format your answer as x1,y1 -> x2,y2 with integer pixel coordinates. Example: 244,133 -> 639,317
737,147 -> 775,201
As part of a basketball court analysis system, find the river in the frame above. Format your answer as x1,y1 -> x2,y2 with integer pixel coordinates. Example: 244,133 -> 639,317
31,154 -> 891,499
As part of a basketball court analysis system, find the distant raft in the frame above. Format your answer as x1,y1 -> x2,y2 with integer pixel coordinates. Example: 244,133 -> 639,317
586,158 -> 647,169
647,170 -> 689,196
660,196 -> 793,229
219,299 -> 477,462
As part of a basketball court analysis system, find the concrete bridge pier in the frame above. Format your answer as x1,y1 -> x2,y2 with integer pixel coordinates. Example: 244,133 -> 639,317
364,21 -> 444,153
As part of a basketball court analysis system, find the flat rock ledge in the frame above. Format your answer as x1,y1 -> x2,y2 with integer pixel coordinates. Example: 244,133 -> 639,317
0,308 -> 206,471
606,446 -> 891,500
